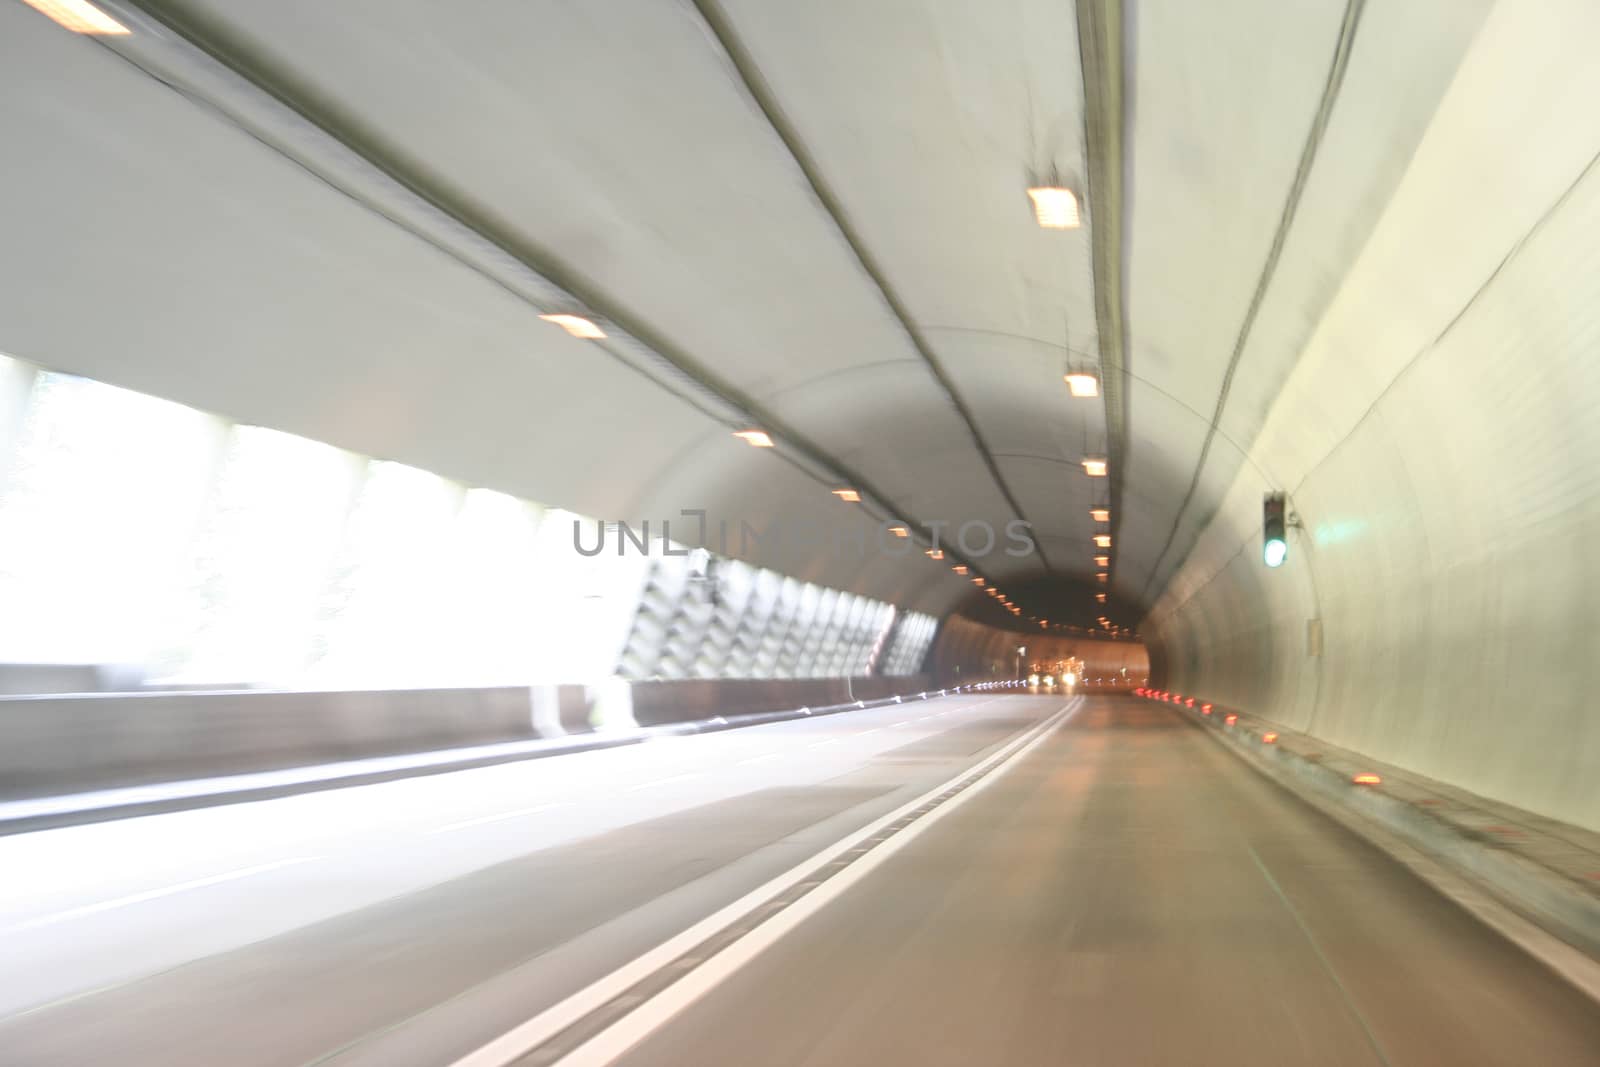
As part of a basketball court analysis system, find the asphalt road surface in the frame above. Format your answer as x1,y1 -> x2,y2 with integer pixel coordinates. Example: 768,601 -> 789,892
2,693 -> 1596,1066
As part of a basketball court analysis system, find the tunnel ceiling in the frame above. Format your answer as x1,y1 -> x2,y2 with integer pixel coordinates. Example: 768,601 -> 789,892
0,0 -> 1494,623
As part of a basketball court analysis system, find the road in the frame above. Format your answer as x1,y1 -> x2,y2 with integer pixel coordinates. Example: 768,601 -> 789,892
0,694 -> 1596,1066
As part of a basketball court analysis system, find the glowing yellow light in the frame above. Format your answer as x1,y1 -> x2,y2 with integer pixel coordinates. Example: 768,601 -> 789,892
832,489 -> 861,502
540,313 -> 607,339
1090,508 -> 1110,522
1082,458 -> 1107,477
1095,593 -> 1107,603
1353,773 -> 1383,786
952,565 -> 968,575
889,525 -> 909,538
1094,534 -> 1112,548
1064,372 -> 1099,398
21,0 -> 129,34
926,548 -> 944,560
1094,555 -> 1109,566
1263,732 -> 1278,744
732,430 -> 773,447
1096,573 -> 1108,582
972,577 -> 985,586
1026,186 -> 1081,229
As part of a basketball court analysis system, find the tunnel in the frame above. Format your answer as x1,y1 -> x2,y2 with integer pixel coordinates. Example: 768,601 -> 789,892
1,0 -> 1598,1063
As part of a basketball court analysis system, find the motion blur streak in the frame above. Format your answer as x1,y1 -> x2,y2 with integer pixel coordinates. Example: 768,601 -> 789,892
3,0 -> 1600,1063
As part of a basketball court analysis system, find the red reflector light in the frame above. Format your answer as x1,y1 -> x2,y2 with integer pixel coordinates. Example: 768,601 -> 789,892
1201,703 -> 1212,713
1185,698 -> 1195,708
1224,714 -> 1238,726
1262,732 -> 1278,743
1352,773 -> 1382,785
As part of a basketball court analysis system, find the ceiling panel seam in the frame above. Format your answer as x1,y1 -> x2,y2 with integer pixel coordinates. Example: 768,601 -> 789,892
100,0 -> 1008,581
1135,0 -> 1368,611
1075,0 -> 1129,596
687,0 -> 1057,576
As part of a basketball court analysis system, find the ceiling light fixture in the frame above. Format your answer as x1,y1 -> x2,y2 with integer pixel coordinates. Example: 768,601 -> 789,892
732,430 -> 773,448
1090,508 -> 1110,522
889,525 -> 909,538
1064,372 -> 1099,398
20,0 -> 128,34
1026,186 -> 1081,229
1082,457 -> 1108,477
539,313 -> 605,339
832,489 -> 861,503
1094,555 -> 1109,567
926,548 -> 944,560
952,565 -> 968,575
1094,534 -> 1112,548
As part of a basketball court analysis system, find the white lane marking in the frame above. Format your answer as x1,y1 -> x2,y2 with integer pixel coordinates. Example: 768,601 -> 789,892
3,856 -> 317,935
623,773 -> 702,793
446,697 -> 1081,1067
427,803 -> 574,835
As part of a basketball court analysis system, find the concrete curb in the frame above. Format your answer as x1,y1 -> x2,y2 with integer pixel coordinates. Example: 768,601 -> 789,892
1136,689 -> 1600,962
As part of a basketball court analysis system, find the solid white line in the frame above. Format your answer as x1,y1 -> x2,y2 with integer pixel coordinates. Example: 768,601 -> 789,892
3,856 -> 317,934
445,697 -> 1080,1067
555,697 -> 1083,1066
427,803 -> 573,835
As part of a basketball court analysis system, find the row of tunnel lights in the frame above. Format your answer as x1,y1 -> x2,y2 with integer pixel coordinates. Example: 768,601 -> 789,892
540,319 -> 1114,626
1133,689 -> 1383,786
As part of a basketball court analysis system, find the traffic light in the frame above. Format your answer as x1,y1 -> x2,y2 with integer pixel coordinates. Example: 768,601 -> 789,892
1263,492 -> 1288,568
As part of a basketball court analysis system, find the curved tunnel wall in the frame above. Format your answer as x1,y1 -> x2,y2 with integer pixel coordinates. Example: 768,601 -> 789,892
1142,5 -> 1600,832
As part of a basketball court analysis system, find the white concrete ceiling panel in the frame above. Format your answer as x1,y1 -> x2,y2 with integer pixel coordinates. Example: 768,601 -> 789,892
1126,0 -> 1348,408
716,0 -> 1095,335
184,0 -> 931,402
166,0 -> 1092,590
0,6 -> 682,519
0,4 -> 981,617
704,0 -> 1103,578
